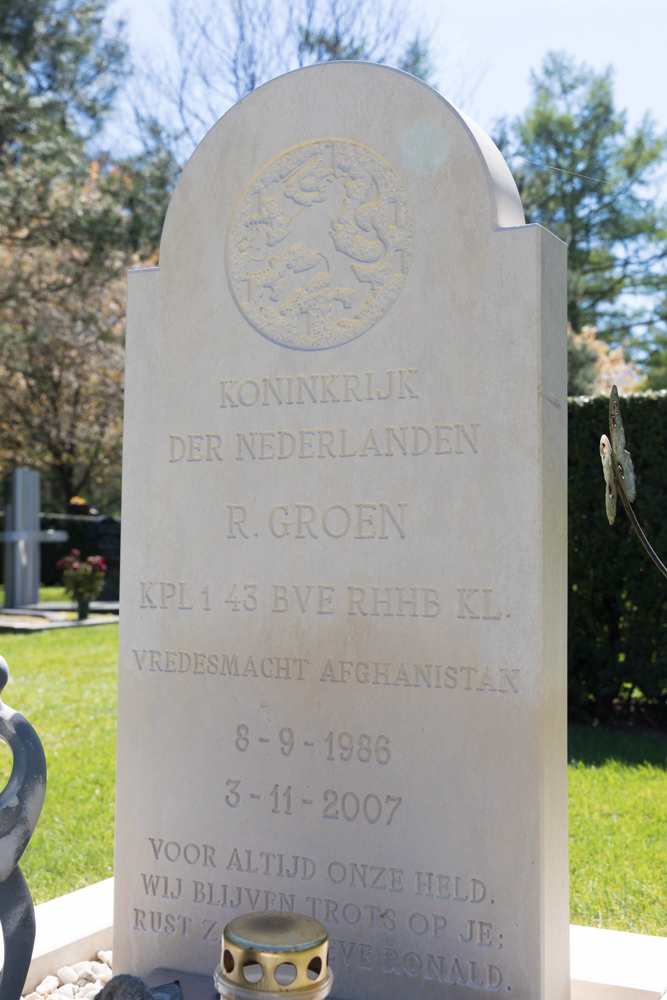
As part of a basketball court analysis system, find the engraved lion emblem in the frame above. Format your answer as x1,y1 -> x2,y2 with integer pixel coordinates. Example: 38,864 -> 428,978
226,138 -> 414,350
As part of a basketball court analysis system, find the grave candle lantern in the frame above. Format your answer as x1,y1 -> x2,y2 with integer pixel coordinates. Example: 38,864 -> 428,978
214,912 -> 333,1000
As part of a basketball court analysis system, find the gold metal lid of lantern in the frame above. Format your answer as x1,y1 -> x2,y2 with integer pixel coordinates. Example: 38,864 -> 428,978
214,912 -> 333,1000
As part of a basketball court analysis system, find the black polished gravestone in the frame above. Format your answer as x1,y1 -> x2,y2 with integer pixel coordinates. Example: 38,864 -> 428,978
91,517 -> 121,601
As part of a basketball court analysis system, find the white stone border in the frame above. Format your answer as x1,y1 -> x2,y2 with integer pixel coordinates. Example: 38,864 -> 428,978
571,924 -> 667,1000
0,879 -> 664,1000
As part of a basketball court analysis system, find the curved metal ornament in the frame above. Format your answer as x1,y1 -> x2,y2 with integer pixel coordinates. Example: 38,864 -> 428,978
609,385 -> 636,502
599,434 -> 617,525
0,656 -> 47,1000
600,385 -> 667,580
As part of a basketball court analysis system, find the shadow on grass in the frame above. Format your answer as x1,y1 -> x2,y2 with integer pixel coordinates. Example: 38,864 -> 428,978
568,724 -> 667,769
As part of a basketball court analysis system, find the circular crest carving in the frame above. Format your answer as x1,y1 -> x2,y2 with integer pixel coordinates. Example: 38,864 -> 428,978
226,138 -> 413,350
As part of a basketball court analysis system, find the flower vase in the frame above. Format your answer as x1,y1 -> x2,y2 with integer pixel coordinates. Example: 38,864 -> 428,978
77,600 -> 90,621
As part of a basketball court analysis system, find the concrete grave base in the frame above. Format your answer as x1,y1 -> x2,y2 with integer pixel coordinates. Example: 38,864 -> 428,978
0,613 -> 120,633
570,925 -> 667,1000
4,879 -> 665,1000
0,603 -> 119,633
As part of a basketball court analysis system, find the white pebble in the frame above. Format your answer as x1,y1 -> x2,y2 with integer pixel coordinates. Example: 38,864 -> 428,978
54,985 -> 76,998
24,952 -> 114,1000
57,969 -> 78,986
90,965 -> 111,984
36,976 -> 59,995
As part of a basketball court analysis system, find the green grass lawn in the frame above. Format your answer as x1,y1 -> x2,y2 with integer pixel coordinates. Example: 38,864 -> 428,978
0,623 -> 665,933
0,624 -> 117,902
0,585 -> 70,605
0,583 -> 72,607
35,585 -> 70,603
568,726 -> 667,935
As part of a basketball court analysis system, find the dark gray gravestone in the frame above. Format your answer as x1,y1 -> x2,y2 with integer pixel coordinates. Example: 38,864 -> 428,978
1,469 -> 67,607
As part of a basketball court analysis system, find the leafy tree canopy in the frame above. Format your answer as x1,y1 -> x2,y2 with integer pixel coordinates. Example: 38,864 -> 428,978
498,52 -> 667,359
0,0 -> 176,273
0,0 -> 177,506
0,247 -> 126,504
0,0 -> 126,138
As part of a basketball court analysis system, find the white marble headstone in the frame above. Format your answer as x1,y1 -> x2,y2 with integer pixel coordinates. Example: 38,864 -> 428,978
115,62 -> 569,1000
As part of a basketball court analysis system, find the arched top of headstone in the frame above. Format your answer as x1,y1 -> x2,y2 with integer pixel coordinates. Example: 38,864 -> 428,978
155,63 -> 524,353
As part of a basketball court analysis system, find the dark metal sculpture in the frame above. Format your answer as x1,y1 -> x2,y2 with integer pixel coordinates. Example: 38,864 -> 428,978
0,655 -> 47,1000
98,976 -> 155,1000
99,976 -> 182,1000
600,384 -> 667,579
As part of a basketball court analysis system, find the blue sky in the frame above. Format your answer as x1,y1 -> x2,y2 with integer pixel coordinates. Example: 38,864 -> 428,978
420,0 -> 666,135
108,0 -> 667,141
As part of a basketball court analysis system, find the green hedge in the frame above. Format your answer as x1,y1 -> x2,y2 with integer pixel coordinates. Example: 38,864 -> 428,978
568,391 -> 667,726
